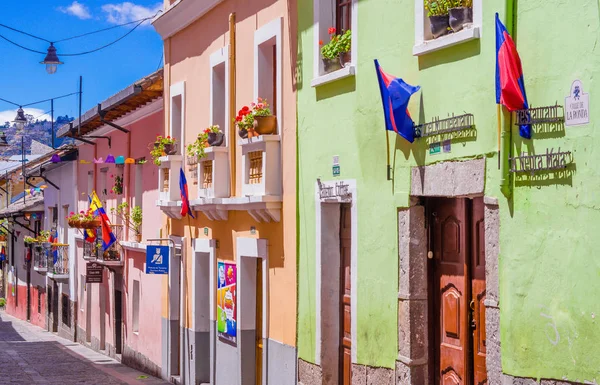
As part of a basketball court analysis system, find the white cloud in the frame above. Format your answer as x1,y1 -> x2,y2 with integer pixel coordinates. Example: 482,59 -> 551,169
0,109 -> 52,126
58,1 -> 92,19
101,2 -> 162,25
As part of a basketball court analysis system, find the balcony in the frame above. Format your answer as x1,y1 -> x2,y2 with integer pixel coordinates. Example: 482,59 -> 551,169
47,244 -> 70,280
32,244 -> 47,274
94,225 -> 125,267
190,135 -> 282,222
156,155 -> 183,219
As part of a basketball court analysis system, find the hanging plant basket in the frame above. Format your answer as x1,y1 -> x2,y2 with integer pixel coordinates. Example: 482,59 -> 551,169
253,116 -> 277,135
68,218 -> 81,228
80,220 -> 101,229
163,143 -> 177,155
207,132 -> 224,146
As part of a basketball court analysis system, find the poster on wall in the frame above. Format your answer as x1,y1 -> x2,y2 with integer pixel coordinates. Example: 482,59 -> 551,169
217,261 -> 237,345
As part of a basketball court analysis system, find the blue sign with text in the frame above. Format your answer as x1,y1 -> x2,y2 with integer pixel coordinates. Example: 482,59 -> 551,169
145,245 -> 169,274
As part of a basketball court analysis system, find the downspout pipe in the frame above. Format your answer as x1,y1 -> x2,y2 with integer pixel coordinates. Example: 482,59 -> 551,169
500,0 -> 516,197
229,13 -> 236,197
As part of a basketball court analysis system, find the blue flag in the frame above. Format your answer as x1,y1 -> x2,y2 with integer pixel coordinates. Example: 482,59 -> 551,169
374,59 -> 420,143
179,168 -> 195,219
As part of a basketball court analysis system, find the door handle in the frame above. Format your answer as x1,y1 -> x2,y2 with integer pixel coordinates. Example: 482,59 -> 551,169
470,300 -> 476,329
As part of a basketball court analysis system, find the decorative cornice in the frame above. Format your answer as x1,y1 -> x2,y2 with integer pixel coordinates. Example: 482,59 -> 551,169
152,0 -> 224,39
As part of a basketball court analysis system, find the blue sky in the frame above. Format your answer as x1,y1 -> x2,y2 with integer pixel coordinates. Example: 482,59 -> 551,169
0,1 -> 163,125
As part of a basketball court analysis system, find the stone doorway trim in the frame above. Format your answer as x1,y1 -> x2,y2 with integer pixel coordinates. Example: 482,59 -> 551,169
314,178 -> 358,377
397,158 -> 500,384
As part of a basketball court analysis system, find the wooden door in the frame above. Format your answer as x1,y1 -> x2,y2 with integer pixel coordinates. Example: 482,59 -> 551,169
115,289 -> 123,355
470,198 -> 487,385
433,198 -> 469,385
256,259 -> 263,385
339,204 -> 352,385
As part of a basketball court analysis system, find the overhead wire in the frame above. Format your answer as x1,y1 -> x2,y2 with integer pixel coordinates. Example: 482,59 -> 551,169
0,23 -> 51,43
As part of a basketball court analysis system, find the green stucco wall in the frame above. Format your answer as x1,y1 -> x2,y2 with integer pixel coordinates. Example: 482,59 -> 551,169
297,0 -> 600,380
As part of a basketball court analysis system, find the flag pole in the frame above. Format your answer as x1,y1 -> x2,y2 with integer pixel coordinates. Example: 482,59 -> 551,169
385,131 -> 391,180
497,104 -> 501,170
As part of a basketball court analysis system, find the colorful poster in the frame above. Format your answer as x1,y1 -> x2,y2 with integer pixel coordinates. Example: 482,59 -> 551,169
217,261 -> 237,344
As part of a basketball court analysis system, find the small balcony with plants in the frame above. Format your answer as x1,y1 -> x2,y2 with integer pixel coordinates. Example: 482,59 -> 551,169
188,125 -> 230,221
153,135 -> 183,218
32,243 -> 48,274
94,224 -> 125,267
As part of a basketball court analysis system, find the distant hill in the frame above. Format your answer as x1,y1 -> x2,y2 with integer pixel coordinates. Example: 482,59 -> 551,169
0,115 -> 74,155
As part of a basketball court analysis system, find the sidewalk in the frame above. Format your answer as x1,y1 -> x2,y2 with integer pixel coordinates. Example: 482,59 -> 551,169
0,311 -> 169,385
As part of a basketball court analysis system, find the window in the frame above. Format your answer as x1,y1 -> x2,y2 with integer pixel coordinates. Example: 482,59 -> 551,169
80,275 -> 85,312
132,280 -> 140,333
87,171 -> 94,196
336,0 -> 351,33
100,167 -> 108,200
170,82 -> 185,155
413,0 -> 482,56
312,0 -> 357,87
61,293 -> 70,327
210,46 -> 229,145
254,17 -> 282,134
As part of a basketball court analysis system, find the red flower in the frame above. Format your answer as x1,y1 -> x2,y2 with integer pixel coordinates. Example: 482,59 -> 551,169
328,27 -> 336,34
204,129 -> 210,133
235,116 -> 242,122
257,97 -> 263,102
319,40 -> 323,45
166,135 -> 171,139
241,106 -> 250,113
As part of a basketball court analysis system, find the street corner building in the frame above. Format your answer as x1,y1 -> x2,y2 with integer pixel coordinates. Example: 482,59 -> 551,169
152,0 -> 298,384
295,0 -> 600,384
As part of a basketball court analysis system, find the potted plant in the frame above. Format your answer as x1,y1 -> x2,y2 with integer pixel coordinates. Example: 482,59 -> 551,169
24,236 -> 36,245
251,98 -> 276,135
337,29 -> 352,67
0,224 -> 7,242
206,125 -> 224,146
425,0 -> 450,39
187,133 -> 208,162
320,27 -> 343,73
38,230 -> 51,247
150,135 -> 178,166
110,203 -> 143,243
111,174 -> 123,195
448,0 -> 472,32
235,106 -> 254,139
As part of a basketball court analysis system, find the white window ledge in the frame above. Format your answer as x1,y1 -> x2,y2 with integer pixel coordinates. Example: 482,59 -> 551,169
413,26 -> 480,56
311,65 -> 356,88
191,195 -> 282,222
120,241 -> 147,252
156,199 -> 182,219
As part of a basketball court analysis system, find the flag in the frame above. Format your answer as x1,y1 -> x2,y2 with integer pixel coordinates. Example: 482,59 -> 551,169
495,13 -> 531,139
374,59 -> 420,143
179,168 -> 195,219
0,246 -> 5,261
84,228 -> 96,243
89,192 -> 116,251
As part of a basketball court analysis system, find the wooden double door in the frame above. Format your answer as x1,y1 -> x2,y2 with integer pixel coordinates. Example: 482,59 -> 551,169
430,198 -> 487,385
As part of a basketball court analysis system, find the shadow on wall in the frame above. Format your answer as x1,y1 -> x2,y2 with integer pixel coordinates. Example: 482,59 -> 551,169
287,0 -> 300,92
167,0 -> 279,66
315,75 -> 356,101
417,38 -> 480,71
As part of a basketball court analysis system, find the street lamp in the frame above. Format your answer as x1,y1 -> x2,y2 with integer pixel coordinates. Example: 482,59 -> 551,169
0,133 -> 9,148
40,43 -> 63,75
13,107 -> 27,130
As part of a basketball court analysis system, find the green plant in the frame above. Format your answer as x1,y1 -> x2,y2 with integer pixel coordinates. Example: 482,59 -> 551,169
110,203 -> 142,236
462,0 -> 472,7
38,231 -> 51,242
235,106 -> 255,130
24,236 -> 37,244
0,298 -> 5,307
424,0 -> 450,16
111,175 -> 123,195
320,28 -> 352,60
251,98 -> 272,117
150,135 -> 178,166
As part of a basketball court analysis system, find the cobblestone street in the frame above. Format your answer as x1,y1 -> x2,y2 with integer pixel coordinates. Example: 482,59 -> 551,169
0,312 -> 169,385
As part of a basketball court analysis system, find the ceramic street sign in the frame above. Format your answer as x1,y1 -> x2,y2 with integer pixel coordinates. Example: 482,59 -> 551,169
146,245 -> 169,274
565,80 -> 589,126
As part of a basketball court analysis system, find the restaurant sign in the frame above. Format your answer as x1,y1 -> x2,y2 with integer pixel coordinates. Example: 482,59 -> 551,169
565,80 -> 589,126
317,179 -> 351,200
509,147 -> 572,174
86,262 -> 103,283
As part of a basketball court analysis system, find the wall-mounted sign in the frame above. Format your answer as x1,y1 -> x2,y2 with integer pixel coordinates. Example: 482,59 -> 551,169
217,261 -> 237,345
86,262 -> 103,283
318,179 -> 351,199
415,113 -> 475,138
565,80 -> 589,126
443,139 -> 451,153
509,148 -> 572,174
332,165 -> 340,177
145,245 -> 169,274
429,142 -> 441,155
514,104 -> 564,126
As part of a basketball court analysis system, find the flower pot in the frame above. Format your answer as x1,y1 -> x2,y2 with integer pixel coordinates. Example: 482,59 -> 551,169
449,7 -> 473,32
163,143 -> 177,155
253,116 -> 277,135
339,51 -> 351,67
429,15 -> 450,39
208,132 -> 224,146
322,58 -> 342,73
0,235 -> 6,242
80,220 -> 101,229
135,233 -> 142,243
68,218 -> 81,228
238,127 -> 248,139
